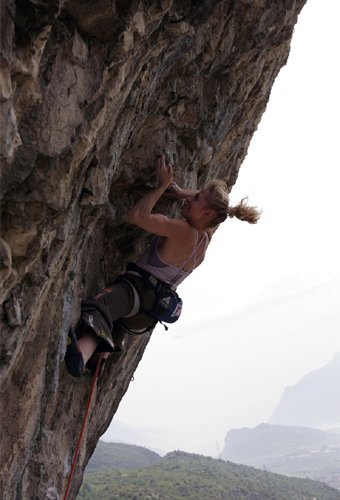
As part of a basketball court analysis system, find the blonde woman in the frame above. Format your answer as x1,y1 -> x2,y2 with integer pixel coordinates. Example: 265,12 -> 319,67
65,156 -> 261,377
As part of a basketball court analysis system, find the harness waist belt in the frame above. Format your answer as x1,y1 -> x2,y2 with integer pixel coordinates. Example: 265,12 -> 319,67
126,263 -> 166,289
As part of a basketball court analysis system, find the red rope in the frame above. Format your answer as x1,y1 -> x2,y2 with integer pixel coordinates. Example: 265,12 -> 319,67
63,354 -> 103,500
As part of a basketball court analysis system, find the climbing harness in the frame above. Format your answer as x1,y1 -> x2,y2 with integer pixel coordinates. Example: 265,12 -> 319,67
62,353 -> 103,500
125,263 -> 183,324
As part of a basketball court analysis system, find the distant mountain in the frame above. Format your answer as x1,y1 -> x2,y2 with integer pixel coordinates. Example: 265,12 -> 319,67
222,423 -> 336,462
86,441 -> 161,472
101,420 -> 167,456
221,423 -> 340,490
78,450 -> 340,500
269,353 -> 340,427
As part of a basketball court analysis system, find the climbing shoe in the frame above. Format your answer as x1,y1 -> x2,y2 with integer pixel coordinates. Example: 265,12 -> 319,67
65,327 -> 85,378
86,352 -> 107,378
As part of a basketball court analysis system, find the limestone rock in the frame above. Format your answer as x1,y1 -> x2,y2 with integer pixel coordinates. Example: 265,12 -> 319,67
0,0 -> 306,498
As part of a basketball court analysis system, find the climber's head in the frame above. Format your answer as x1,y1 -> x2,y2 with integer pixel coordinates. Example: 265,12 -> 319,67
182,180 -> 261,229
206,179 -> 261,226
204,180 -> 229,227
181,188 -> 217,229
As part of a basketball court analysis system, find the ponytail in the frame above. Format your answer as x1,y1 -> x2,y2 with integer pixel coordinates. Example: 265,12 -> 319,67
227,198 -> 261,224
206,180 -> 261,227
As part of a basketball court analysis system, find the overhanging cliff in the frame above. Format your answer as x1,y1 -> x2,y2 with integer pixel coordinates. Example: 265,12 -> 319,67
0,1 -> 306,498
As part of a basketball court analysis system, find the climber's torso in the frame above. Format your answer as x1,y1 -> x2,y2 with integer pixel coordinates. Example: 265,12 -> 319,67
136,230 -> 210,288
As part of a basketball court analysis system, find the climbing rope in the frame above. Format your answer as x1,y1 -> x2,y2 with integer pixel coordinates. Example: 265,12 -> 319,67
63,354 -> 103,500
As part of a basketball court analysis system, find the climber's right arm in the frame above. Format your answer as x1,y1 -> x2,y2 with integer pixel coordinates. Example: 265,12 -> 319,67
128,157 -> 190,238
165,182 -> 199,200
128,187 -> 189,238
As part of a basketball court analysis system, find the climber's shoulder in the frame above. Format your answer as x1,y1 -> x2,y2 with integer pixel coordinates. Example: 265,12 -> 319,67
129,211 -> 191,238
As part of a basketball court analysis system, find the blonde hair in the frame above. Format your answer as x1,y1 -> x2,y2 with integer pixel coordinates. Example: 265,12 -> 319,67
206,179 -> 261,227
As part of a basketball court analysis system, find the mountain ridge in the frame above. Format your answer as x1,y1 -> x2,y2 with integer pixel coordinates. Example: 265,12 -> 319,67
270,353 -> 340,427
78,446 -> 340,499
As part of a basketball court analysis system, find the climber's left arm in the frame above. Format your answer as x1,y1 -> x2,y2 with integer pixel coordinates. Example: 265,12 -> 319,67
128,157 -> 188,237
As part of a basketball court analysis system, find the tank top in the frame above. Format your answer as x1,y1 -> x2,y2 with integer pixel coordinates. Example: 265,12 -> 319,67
135,231 -> 209,289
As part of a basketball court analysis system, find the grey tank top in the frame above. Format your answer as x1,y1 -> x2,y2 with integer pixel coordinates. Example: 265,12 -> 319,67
135,231 -> 209,289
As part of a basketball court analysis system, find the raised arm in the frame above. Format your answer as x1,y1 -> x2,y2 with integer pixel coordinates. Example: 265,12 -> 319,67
128,156 -> 189,237
165,182 -> 199,200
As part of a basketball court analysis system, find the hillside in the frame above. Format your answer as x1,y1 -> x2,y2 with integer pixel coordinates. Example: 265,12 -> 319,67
221,423 -> 340,490
78,450 -> 340,500
86,441 -> 161,471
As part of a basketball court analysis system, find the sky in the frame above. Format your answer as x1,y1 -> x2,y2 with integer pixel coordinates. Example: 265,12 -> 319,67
103,0 -> 340,456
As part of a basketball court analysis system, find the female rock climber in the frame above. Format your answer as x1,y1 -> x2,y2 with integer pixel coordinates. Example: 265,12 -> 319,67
65,155 -> 261,377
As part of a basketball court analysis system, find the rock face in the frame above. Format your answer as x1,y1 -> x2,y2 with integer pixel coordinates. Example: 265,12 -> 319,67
0,1 -> 306,498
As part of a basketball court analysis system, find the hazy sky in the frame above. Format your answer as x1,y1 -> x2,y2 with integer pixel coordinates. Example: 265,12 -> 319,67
103,0 -> 340,456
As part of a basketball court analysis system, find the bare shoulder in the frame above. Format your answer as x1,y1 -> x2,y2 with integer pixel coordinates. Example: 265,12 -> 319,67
206,226 -> 218,241
165,217 -> 197,240
135,212 -> 193,238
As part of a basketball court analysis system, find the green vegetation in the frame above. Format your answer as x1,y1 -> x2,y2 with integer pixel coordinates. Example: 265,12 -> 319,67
86,441 -> 161,471
78,449 -> 340,500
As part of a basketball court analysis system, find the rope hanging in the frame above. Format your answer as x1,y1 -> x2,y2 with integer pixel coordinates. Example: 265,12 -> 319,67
63,354 -> 103,500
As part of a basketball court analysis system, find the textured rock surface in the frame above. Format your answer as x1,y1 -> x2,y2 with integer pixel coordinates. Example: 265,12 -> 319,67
0,0 -> 306,498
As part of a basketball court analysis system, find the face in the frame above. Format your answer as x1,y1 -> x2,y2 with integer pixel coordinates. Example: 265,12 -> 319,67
181,189 -> 213,223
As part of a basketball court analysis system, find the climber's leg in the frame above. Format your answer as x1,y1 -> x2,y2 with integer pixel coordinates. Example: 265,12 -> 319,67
80,281 -> 135,349
64,327 -> 85,378
85,351 -> 109,376
77,330 -> 98,364
80,281 -> 135,348
65,281 -> 135,377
